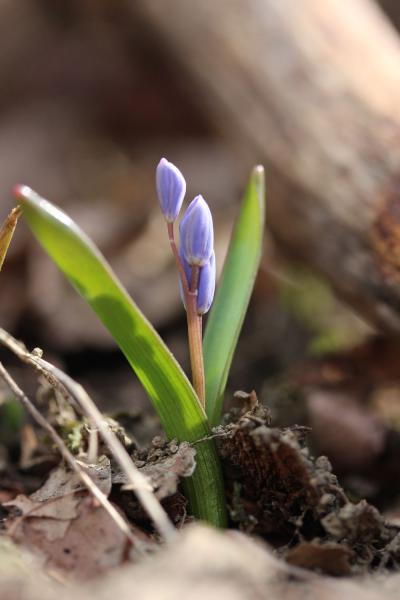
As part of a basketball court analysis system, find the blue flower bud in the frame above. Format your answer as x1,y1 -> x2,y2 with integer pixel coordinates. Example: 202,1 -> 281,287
179,247 -> 216,315
197,251 -> 216,315
156,158 -> 186,222
179,195 -> 213,266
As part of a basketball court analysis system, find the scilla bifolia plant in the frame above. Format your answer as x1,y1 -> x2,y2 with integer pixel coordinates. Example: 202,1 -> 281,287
14,159 -> 265,528
156,158 -> 215,407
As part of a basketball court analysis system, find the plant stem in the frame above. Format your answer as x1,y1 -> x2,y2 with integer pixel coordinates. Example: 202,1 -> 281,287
166,223 -> 226,525
187,266 -> 205,408
167,223 -> 205,408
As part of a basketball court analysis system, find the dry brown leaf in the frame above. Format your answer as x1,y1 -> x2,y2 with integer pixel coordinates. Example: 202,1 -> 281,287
286,541 -> 352,576
2,458 -> 148,578
14,500 -> 130,578
6,458 -> 112,521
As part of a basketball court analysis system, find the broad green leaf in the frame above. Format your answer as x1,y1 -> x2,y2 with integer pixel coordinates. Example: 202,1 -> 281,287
0,207 -> 21,271
16,185 -> 226,527
203,166 -> 266,426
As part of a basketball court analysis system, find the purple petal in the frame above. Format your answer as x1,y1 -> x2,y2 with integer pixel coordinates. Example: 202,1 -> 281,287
179,195 -> 214,266
156,158 -> 186,222
197,251 -> 216,315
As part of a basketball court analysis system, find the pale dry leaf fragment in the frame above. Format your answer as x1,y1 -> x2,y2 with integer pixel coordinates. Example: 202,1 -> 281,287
114,442 -> 196,500
5,493 -> 79,522
5,460 -> 112,536
28,518 -> 71,543
140,443 -> 196,499
75,456 -> 112,496
0,206 -> 21,271
30,465 -> 84,503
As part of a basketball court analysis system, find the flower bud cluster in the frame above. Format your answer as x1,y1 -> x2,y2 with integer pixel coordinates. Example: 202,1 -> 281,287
156,158 -> 215,315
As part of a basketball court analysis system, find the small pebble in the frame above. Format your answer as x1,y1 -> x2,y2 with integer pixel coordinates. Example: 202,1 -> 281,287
152,436 -> 164,449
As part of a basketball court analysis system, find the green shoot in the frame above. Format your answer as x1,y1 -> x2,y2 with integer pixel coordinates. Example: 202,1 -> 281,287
203,166 -> 266,426
15,185 -> 226,528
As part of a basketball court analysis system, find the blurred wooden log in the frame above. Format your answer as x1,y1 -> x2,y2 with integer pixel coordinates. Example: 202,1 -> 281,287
134,0 -> 400,332
378,0 -> 400,31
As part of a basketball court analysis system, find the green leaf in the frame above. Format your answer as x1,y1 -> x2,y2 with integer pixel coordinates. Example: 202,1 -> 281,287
203,166 -> 266,426
16,185 -> 226,527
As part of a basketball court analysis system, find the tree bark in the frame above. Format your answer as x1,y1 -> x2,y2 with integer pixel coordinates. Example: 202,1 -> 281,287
133,0 -> 400,332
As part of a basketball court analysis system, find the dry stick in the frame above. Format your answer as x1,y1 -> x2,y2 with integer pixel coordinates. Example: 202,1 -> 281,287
0,361 -> 140,549
0,328 -> 176,542
85,413 -> 99,466
40,358 -> 177,542
87,426 -> 99,465
167,223 -> 205,409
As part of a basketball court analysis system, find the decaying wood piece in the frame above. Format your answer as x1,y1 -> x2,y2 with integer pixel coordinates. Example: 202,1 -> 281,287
133,0 -> 400,332
216,395 -> 400,574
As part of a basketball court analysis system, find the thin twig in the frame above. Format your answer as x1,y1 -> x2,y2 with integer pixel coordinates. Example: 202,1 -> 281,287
0,327 -> 176,542
191,430 -> 233,445
0,361 -> 140,548
87,424 -> 99,464
1,331 -> 75,408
